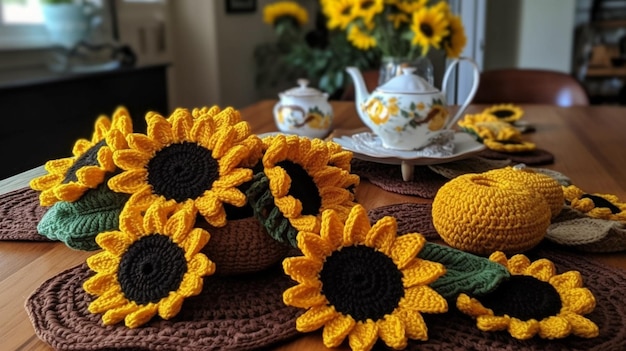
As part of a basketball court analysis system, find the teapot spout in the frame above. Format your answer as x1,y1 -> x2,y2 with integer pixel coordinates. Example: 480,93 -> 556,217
345,67 -> 370,106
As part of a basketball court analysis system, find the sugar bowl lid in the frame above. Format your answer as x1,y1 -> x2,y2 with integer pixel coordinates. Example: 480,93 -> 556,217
377,67 -> 438,94
280,79 -> 327,98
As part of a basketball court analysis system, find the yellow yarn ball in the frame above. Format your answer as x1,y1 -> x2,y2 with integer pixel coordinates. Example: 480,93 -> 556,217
485,166 -> 564,218
432,173 -> 551,255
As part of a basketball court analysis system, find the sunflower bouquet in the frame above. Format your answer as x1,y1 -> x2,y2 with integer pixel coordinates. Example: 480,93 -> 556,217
320,0 -> 466,59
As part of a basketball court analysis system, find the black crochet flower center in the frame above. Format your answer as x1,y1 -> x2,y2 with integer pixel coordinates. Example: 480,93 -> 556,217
493,110 -> 514,118
147,142 -> 219,202
118,234 -> 187,305
582,194 -> 621,214
420,23 -> 434,37
276,160 -> 321,216
63,140 -> 107,183
479,275 -> 562,321
320,245 -> 404,322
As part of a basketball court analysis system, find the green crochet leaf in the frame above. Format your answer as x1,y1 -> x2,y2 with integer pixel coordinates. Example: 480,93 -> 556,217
37,184 -> 129,251
418,242 -> 510,300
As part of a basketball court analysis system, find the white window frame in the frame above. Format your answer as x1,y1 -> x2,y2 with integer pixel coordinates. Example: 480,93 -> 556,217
0,0 -> 52,49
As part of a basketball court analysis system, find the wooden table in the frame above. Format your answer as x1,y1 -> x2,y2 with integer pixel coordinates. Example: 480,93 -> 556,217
1,100 -> 625,350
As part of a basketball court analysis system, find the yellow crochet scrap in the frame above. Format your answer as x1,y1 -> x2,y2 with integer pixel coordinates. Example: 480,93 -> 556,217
482,104 -> 524,123
263,1 -> 308,27
108,106 -> 262,227
432,172 -> 551,255
457,251 -> 598,340
283,204 -> 447,351
563,185 -> 626,223
30,107 -> 132,206
485,166 -> 564,218
83,202 -> 215,328
261,134 -> 358,234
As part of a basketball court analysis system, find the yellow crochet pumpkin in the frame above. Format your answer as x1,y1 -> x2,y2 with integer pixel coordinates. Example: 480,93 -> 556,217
432,173 -> 551,255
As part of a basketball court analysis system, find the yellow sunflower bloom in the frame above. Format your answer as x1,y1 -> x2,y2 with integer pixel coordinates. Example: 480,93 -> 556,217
410,4 -> 450,55
395,0 -> 427,14
353,0 -> 384,26
30,107 -> 133,206
457,251 -> 599,340
323,0 -> 358,30
348,24 -> 378,50
283,205 -> 448,351
108,107 -> 262,227
263,1 -> 308,27
443,14 -> 466,58
563,185 -> 626,223
250,134 -> 357,246
83,202 -> 215,328
482,104 -> 524,123
458,113 -> 536,152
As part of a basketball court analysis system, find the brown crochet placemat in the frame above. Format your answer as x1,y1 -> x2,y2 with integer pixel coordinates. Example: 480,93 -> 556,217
404,243 -> 626,350
351,159 -> 448,198
0,187 -> 51,241
26,263 -> 300,351
367,202 -> 438,240
478,148 -> 555,165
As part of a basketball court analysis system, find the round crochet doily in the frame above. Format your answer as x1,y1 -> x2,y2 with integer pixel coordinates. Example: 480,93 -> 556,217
0,187 -> 50,241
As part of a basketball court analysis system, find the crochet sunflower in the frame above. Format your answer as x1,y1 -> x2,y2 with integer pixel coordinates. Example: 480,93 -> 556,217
457,251 -> 599,340
247,134 -> 358,247
283,205 -> 448,351
108,107 -> 262,227
563,185 -> 626,223
83,202 -> 215,328
458,113 -> 535,153
30,107 -> 132,206
482,104 -> 524,123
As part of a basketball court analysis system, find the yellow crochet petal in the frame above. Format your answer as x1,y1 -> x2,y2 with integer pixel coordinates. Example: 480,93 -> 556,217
290,215 -> 319,234
30,173 -> 63,191
401,258 -> 446,287
319,186 -> 352,206
107,169 -> 148,193
38,189 -> 59,206
322,313 -> 356,348
401,285 -> 447,313
95,231 -> 135,256
158,291 -> 185,320
177,271 -> 204,297
320,210 -> 344,250
295,305 -> 338,332
377,313 -> 407,350
147,115 -> 174,145
75,166 -> 106,185
86,251 -> 120,274
125,303 -> 158,328
143,200 -> 171,234
476,314 -> 510,331
44,157 -> 74,173
396,305 -> 428,341
210,125 -> 236,158
283,283 -> 326,308
127,133 -> 160,155
182,228 -> 210,258
389,233 -> 425,269
506,254 -> 531,274
54,183 -> 86,202
538,316 -> 571,339
186,251 -> 215,277
96,147 -> 116,171
456,294 -> 493,317
549,271 -> 583,291
298,232 -> 334,259
72,138 -> 93,156
265,166 -> 290,197
165,205 -> 196,243
365,216 -> 397,255
348,321 -> 379,351
170,109 -> 193,142
93,116 -> 112,140
561,312 -> 599,338
190,116 -> 215,146
274,195 -> 302,218
113,149 -> 151,170
508,318 -> 539,340
560,287 -> 596,315
83,273 -> 117,296
282,256 -> 323,284
101,301 -> 138,325
488,251 -> 509,266
525,258 -> 556,282
88,288 -> 127,314
343,205 -> 371,246
212,168 -> 251,188
214,187 -> 247,207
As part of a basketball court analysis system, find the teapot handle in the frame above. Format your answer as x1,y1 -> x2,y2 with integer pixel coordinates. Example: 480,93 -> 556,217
441,57 -> 481,129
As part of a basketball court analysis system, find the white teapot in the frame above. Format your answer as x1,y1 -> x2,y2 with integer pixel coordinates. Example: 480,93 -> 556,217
273,79 -> 333,139
346,58 -> 480,150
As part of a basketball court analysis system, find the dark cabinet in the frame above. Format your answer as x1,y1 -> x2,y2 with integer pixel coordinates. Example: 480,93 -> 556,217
0,64 -> 169,179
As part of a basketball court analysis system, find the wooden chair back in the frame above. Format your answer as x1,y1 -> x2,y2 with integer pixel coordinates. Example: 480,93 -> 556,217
473,68 -> 590,106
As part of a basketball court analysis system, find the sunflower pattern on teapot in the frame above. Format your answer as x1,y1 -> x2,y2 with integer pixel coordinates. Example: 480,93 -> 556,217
361,95 -> 449,134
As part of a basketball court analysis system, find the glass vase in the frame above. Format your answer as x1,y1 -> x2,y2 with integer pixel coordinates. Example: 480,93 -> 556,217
378,56 -> 434,86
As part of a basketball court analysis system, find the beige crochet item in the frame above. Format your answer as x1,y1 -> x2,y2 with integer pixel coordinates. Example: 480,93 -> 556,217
547,207 -> 626,252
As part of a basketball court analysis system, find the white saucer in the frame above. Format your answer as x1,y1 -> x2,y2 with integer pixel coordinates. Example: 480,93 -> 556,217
333,132 -> 486,181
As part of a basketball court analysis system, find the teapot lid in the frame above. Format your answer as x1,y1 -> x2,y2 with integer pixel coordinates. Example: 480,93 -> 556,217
281,79 -> 326,97
377,68 -> 438,94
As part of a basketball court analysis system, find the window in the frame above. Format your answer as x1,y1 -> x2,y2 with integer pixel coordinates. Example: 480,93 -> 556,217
0,0 -> 49,49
